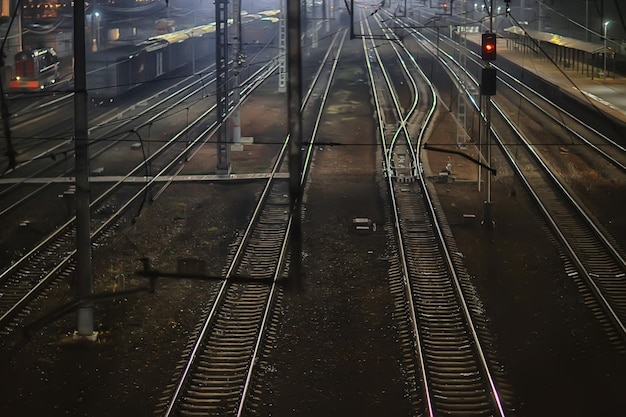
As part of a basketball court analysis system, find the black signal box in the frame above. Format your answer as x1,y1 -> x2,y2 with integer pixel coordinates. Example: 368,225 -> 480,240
481,67 -> 497,96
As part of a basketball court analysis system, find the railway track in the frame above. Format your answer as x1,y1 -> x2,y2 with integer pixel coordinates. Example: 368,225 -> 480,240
2,5 -> 625,416
391,11 -> 626,347
0,29 -> 281,228
363,11 -> 510,416
154,29 -> 348,417
400,13 -> 626,241
393,11 -> 626,179
0,53 -> 281,333
489,104 -> 626,344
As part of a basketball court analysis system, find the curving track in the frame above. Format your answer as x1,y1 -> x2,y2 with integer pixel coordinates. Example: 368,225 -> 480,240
390,10 -> 626,348
362,10 -> 510,417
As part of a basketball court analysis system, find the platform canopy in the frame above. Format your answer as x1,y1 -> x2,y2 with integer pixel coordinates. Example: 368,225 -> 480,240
504,26 -> 609,54
149,23 -> 220,44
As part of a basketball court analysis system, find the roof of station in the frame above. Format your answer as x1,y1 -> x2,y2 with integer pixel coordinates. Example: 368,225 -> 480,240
504,26 -> 609,54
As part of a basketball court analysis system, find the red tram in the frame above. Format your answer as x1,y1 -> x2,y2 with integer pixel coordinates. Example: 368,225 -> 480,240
9,48 -> 60,92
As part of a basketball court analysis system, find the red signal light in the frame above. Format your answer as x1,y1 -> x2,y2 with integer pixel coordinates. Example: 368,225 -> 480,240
481,32 -> 497,61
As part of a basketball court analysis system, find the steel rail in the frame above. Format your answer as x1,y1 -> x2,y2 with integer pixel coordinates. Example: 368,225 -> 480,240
377,9 -> 508,417
0,68 -> 220,217
398,14 -> 626,270
160,28 -> 347,417
0,60 -> 282,329
396,15 -> 626,340
404,16 -> 626,171
0,55 -> 277,225
361,14 -> 435,416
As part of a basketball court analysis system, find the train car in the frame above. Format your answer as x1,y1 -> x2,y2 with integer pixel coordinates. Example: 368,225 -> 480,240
9,48 -> 60,91
88,14 -> 278,103
88,24 -> 217,103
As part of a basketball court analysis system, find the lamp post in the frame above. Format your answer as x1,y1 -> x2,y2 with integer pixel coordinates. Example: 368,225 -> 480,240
603,21 -> 610,79
92,11 -> 101,52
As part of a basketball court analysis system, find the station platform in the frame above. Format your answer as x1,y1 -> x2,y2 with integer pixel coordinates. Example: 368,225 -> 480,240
465,32 -> 626,126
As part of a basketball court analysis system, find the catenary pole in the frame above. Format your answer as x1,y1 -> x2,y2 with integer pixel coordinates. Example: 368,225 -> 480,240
215,0 -> 230,174
483,0 -> 494,226
287,0 -> 303,287
74,0 -> 94,336
232,0 -> 242,145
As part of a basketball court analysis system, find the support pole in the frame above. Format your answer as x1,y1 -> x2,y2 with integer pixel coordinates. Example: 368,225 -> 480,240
278,0 -> 287,92
585,0 -> 589,41
456,0 -> 469,149
482,0 -> 495,227
74,0 -> 95,336
232,0 -> 243,145
0,0 -> 24,173
287,0 -> 303,288
215,0 -> 231,174
483,95 -> 493,226
600,0 -> 604,41
350,0 -> 354,39
477,93 -> 482,192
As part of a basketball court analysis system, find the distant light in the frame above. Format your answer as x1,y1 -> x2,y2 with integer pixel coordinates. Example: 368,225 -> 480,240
94,11 -> 100,17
